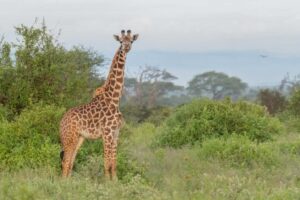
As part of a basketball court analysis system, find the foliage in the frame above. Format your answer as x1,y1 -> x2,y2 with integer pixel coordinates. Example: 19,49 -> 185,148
278,111 -> 300,132
0,21 -> 104,116
257,89 -> 287,115
121,103 -> 172,125
0,106 -> 12,122
279,73 -> 300,94
288,88 -> 300,117
187,71 -> 248,100
145,106 -> 172,126
0,104 -> 64,170
154,99 -> 282,148
199,135 -> 279,167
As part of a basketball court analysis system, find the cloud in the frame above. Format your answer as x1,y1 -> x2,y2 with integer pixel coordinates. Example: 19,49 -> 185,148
0,0 -> 300,54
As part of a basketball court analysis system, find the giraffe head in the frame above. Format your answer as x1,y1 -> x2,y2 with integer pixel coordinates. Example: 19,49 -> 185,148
113,30 -> 139,53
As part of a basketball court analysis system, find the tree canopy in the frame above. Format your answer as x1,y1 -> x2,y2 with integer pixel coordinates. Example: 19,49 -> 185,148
187,71 -> 248,100
0,22 -> 104,117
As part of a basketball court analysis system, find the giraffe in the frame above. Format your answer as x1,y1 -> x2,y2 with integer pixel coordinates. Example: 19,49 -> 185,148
59,30 -> 139,179
93,86 -> 105,98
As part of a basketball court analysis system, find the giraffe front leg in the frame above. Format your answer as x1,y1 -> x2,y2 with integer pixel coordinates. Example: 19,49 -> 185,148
103,133 -> 113,180
103,128 -> 119,181
111,129 -> 119,181
111,137 -> 119,181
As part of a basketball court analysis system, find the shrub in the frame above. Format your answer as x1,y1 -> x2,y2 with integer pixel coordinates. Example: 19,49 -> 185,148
0,104 -> 65,170
199,135 -> 279,167
0,106 -> 9,122
288,89 -> 300,117
278,111 -> 300,132
145,106 -> 172,126
154,99 -> 282,148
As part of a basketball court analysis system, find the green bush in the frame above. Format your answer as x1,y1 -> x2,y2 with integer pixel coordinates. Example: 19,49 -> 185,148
199,135 -> 279,167
0,104 -> 65,170
288,89 -> 300,117
278,111 -> 300,132
0,22 -> 104,116
0,106 -> 9,122
279,140 -> 300,156
154,99 -> 282,148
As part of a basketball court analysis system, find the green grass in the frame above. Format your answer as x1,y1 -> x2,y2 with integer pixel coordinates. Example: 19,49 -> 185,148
1,122 -> 300,199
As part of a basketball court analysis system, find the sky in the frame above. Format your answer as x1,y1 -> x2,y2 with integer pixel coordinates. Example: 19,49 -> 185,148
1,0 -> 300,86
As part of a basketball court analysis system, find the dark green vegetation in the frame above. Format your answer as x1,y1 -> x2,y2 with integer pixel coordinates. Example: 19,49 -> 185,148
1,22 -> 300,199
154,99 -> 282,148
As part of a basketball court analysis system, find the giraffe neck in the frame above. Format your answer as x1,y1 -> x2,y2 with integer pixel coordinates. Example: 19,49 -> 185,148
103,49 -> 126,105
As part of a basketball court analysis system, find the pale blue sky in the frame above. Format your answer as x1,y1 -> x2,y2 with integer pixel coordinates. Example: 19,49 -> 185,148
1,0 -> 300,86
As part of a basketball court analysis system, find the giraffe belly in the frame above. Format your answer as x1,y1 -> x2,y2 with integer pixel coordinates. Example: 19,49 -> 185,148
80,129 -> 103,139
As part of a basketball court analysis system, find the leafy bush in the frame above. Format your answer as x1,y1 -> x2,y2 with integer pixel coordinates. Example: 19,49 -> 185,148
154,99 -> 282,148
199,135 -> 279,167
0,22 -> 104,116
278,111 -> 300,132
288,88 -> 300,117
0,104 -> 65,170
145,106 -> 172,126
0,106 -> 10,122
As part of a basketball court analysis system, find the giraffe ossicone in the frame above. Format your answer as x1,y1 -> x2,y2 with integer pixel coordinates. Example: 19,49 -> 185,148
59,30 -> 139,179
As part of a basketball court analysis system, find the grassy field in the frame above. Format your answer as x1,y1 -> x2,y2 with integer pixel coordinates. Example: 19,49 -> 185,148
1,122 -> 300,200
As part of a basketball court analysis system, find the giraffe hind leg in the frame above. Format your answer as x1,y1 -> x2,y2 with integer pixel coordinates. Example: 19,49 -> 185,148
69,136 -> 85,173
62,150 -> 73,177
61,135 -> 82,177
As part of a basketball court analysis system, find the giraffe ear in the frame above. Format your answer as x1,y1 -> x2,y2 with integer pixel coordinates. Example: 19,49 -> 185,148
113,35 -> 120,41
132,34 -> 139,41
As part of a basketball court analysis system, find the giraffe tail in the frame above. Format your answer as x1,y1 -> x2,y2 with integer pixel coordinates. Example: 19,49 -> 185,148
60,150 -> 64,160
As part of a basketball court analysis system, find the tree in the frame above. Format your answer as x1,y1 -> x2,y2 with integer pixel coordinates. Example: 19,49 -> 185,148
187,71 -> 248,100
257,89 -> 287,115
0,37 -> 12,67
0,21 -> 105,116
279,73 -> 300,94
124,66 -> 183,108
